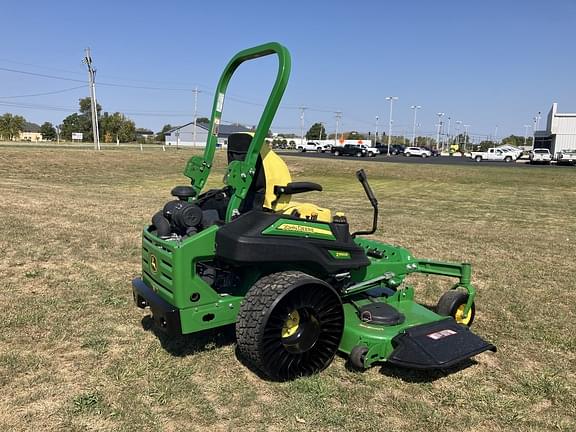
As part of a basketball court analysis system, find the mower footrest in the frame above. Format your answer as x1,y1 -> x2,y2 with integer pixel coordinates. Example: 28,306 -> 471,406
132,278 -> 182,336
388,319 -> 496,369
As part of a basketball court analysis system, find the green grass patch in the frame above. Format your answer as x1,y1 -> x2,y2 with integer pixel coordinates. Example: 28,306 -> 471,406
0,147 -> 575,431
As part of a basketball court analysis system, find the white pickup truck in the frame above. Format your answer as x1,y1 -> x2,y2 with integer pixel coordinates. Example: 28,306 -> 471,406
470,148 -> 516,163
556,150 -> 576,166
296,141 -> 330,152
356,144 -> 379,157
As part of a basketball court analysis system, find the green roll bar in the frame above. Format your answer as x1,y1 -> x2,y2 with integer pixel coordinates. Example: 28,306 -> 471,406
183,42 -> 292,221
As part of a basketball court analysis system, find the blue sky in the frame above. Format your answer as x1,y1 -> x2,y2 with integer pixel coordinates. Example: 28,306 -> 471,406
0,0 -> 574,140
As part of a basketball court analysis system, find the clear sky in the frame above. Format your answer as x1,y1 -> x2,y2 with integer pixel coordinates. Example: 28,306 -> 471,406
1,0 -> 574,141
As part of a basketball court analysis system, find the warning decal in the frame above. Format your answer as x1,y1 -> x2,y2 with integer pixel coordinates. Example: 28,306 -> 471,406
216,92 -> 225,112
426,329 -> 457,340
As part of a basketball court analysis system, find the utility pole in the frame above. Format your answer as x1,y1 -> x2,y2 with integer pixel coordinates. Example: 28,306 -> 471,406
523,124 -> 532,146
533,111 -> 541,148
494,125 -> 499,144
410,105 -> 421,146
334,111 -> 342,146
464,124 -> 471,150
299,106 -> 307,147
446,116 -> 451,151
455,120 -> 462,148
375,115 -> 379,145
192,86 -> 200,148
55,125 -> 60,145
83,48 -> 100,150
436,112 -> 444,150
385,96 -> 398,156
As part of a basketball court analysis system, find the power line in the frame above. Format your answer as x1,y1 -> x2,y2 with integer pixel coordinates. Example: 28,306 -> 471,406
0,85 -> 86,99
0,66 -> 86,83
0,65 -> 342,113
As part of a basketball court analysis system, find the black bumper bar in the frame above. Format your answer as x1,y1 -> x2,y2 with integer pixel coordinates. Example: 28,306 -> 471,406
132,278 -> 182,336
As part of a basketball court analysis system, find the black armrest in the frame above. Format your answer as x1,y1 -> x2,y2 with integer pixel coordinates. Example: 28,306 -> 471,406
274,181 -> 323,196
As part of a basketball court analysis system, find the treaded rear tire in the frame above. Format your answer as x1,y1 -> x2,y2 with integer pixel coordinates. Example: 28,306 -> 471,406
236,271 -> 344,381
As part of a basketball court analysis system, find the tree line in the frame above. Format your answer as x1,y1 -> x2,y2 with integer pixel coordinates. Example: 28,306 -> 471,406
0,97 -> 149,143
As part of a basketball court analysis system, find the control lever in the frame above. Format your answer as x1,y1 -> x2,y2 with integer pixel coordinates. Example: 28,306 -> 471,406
352,169 -> 379,238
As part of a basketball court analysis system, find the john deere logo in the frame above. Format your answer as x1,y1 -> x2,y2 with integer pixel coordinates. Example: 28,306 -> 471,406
150,254 -> 158,273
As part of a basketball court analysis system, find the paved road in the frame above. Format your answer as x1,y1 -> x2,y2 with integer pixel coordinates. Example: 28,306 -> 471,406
278,151 -> 576,169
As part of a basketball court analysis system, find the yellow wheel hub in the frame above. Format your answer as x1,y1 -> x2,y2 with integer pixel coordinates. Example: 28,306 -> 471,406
281,310 -> 300,338
454,304 -> 472,326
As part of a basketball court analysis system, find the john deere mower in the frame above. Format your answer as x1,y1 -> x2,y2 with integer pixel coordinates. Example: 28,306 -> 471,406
133,42 -> 495,380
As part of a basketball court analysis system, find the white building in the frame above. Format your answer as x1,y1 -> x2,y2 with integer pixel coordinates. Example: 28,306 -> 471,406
534,103 -> 576,154
164,122 -> 253,147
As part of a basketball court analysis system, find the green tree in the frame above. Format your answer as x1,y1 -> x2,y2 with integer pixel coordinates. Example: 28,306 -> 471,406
155,124 -> 173,142
502,134 -> 528,147
345,131 -> 366,140
196,117 -> 210,124
415,136 -> 436,147
477,140 -> 496,151
100,112 -> 136,143
79,97 -> 102,118
60,113 -> 90,141
60,97 -> 98,141
39,122 -> 56,141
0,113 -> 26,140
306,122 -> 326,140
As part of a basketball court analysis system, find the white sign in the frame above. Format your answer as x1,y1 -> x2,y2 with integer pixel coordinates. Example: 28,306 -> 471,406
72,132 -> 83,140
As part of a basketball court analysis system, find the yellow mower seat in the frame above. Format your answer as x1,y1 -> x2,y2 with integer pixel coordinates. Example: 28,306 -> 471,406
260,145 -> 331,222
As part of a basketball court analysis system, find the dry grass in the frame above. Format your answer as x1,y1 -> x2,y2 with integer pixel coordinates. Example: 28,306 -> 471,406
0,147 -> 575,431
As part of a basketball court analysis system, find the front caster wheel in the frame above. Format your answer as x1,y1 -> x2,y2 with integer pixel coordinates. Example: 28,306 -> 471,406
436,290 -> 475,326
236,271 -> 344,381
349,345 -> 369,370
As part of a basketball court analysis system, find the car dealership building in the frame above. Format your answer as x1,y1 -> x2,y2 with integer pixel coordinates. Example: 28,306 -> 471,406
534,103 -> 576,155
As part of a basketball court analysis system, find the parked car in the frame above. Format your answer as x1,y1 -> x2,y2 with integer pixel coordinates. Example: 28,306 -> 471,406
404,147 -> 432,158
498,145 -> 524,160
356,144 -> 379,157
296,141 -> 328,152
331,144 -> 367,157
375,144 -> 405,155
422,147 -> 441,157
529,148 -> 552,165
469,148 -> 515,162
556,150 -> 576,166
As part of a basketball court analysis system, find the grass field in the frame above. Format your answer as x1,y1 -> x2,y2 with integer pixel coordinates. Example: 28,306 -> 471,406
1,147 -> 575,432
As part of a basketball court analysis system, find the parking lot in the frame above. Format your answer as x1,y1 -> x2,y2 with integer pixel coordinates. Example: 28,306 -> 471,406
279,150 -> 576,169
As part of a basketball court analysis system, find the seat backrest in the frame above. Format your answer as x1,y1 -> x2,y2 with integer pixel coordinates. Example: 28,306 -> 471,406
227,133 -> 266,213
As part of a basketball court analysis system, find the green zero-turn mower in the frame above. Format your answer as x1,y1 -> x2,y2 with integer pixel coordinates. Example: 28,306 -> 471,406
132,42 -> 496,380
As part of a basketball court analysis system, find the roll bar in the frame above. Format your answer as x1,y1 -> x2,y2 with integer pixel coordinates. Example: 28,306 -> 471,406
182,42 -> 291,221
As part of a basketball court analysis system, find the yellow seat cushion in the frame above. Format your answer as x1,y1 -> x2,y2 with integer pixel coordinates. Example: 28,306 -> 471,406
260,145 -> 331,222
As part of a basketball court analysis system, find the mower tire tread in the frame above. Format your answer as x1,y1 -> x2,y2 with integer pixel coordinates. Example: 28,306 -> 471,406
236,271 -> 343,380
237,272 -> 293,365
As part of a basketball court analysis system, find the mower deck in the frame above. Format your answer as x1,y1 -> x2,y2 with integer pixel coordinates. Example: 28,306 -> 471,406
338,287 -> 496,369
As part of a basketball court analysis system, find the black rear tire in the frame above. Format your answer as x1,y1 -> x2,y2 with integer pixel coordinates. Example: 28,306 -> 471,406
236,271 -> 344,381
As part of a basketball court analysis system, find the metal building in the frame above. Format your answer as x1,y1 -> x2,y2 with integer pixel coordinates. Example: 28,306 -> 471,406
534,103 -> 576,154
164,122 -> 252,147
